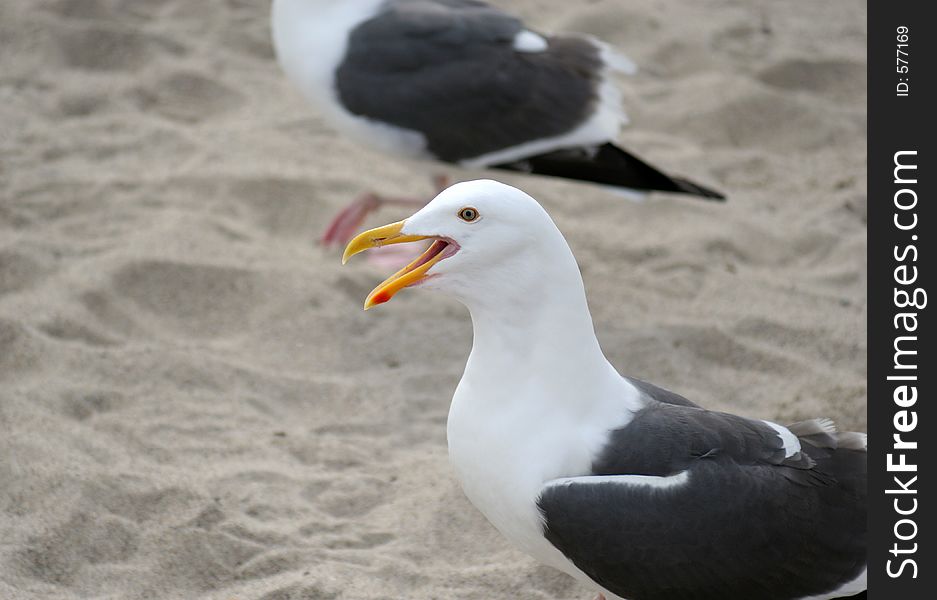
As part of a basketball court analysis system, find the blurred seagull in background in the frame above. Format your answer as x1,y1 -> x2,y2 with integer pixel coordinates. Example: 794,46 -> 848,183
342,180 -> 866,600
271,0 -> 725,249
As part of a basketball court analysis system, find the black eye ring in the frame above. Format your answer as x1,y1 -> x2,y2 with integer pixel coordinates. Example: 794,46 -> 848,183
458,207 -> 480,222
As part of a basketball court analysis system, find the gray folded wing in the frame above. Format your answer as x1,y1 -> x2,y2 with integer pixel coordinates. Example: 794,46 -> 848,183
335,0 -> 605,163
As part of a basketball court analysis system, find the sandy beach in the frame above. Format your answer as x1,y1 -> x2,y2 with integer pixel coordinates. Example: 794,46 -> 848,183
1,0 -> 866,598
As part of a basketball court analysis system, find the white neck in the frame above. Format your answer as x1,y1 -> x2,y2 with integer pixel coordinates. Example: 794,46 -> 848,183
453,236 -> 637,424
466,286 -> 615,409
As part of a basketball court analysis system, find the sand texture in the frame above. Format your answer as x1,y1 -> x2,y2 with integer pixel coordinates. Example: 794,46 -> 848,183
1,0 -> 866,598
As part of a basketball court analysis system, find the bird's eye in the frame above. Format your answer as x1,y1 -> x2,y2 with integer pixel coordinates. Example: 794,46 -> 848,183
458,207 -> 479,222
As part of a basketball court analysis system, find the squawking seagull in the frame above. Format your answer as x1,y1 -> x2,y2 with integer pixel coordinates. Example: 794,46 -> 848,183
271,0 -> 725,248
342,180 -> 867,600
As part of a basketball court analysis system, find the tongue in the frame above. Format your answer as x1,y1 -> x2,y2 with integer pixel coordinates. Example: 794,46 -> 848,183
411,240 -> 448,270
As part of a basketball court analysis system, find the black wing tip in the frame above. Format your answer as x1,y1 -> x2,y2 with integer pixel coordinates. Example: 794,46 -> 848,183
670,176 -> 727,201
492,143 -> 727,201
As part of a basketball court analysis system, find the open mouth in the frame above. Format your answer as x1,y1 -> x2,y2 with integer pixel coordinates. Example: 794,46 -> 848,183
342,219 -> 461,309
365,237 -> 460,308
408,238 -> 459,274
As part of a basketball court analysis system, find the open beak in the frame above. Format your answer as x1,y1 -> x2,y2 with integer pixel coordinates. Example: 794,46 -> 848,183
342,220 -> 456,310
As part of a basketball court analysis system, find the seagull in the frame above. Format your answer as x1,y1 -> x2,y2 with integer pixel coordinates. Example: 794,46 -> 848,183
341,180 -> 867,600
271,0 -> 725,249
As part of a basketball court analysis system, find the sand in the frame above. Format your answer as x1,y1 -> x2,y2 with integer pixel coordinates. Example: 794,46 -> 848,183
1,0 -> 866,598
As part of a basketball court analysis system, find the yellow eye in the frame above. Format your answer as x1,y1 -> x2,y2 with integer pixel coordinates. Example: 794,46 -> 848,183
458,207 -> 479,222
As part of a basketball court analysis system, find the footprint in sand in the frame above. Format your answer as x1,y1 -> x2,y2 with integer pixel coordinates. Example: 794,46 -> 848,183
110,259 -> 269,338
682,89 -> 841,152
733,316 -> 862,368
152,528 -> 265,593
232,177 -> 334,239
235,549 -> 310,581
57,92 -> 111,118
665,324 -> 802,376
0,319 -> 43,378
712,22 -> 774,60
39,317 -> 119,348
758,58 -> 866,103
46,0 -> 111,21
221,23 -> 277,61
57,25 -> 182,72
16,511 -> 140,585
0,249 -> 43,296
315,477 -> 390,519
48,0 -> 174,21
327,531 -> 395,549
59,388 -> 123,421
258,582 -> 339,600
131,70 -> 245,123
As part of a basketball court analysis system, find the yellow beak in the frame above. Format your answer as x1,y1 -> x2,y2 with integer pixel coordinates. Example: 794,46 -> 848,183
342,220 -> 447,310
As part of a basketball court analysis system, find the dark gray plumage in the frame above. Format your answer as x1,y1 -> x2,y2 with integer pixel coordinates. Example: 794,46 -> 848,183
336,0 -> 601,163
537,380 -> 866,600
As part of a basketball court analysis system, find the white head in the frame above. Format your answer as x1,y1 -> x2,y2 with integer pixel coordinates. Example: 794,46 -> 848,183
343,180 -> 585,313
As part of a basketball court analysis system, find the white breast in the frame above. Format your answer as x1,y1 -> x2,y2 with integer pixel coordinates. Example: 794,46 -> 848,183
446,391 -> 582,573
446,370 -> 642,576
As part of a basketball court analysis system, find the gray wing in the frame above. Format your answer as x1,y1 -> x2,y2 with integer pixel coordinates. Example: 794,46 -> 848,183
335,0 -> 604,162
626,376 -> 701,408
591,401 -> 820,479
538,403 -> 867,600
